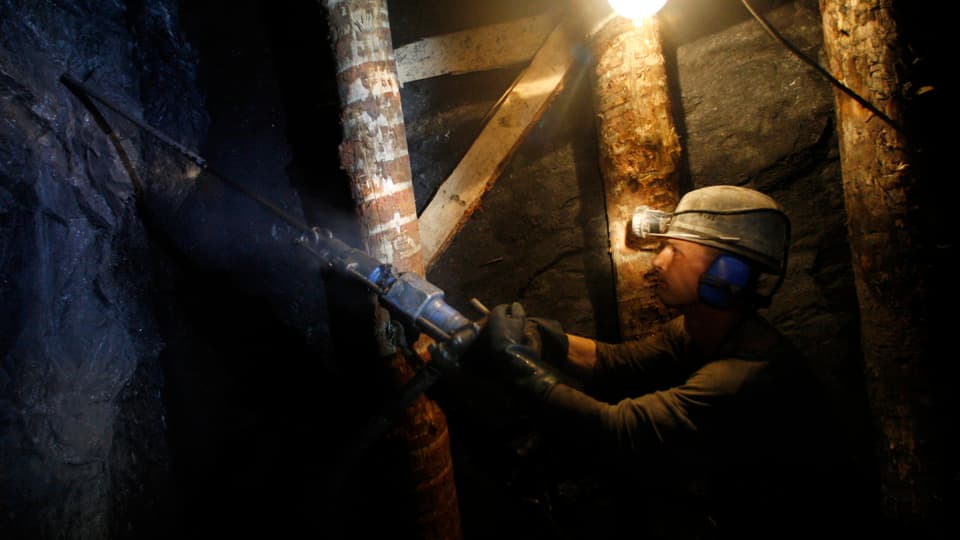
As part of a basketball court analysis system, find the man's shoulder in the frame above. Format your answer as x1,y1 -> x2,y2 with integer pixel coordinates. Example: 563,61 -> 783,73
722,313 -> 800,362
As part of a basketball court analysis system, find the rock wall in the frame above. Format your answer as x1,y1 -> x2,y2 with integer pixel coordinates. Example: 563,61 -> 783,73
1,1 -> 341,537
0,1 -> 204,537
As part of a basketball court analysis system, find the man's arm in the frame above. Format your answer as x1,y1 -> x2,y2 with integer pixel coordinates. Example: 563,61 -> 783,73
543,357 -> 770,457
565,333 -> 597,381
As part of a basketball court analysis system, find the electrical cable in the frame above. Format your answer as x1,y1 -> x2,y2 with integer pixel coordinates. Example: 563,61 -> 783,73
739,0 -> 905,134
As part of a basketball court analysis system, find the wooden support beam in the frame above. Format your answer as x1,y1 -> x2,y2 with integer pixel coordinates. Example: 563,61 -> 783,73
322,1 -> 462,538
394,11 -> 556,84
418,20 -> 577,268
820,0 -> 938,530
590,16 -> 681,341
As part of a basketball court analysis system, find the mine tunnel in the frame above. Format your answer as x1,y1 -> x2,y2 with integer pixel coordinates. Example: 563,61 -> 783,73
0,0 -> 953,539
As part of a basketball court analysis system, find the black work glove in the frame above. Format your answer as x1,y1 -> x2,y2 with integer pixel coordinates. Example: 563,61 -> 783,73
488,302 -> 563,401
526,317 -> 569,365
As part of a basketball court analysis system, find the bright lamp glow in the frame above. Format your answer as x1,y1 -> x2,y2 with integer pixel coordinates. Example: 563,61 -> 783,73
607,0 -> 668,20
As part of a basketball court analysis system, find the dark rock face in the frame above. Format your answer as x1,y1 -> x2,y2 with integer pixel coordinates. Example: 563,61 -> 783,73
0,1 -> 204,537
2,0 -> 366,537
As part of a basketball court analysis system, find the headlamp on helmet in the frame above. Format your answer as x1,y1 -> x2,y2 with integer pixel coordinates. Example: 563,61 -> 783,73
630,206 -> 672,238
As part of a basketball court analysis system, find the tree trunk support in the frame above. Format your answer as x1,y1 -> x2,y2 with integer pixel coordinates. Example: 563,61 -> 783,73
323,1 -> 462,538
589,15 -> 681,340
820,0 -> 939,532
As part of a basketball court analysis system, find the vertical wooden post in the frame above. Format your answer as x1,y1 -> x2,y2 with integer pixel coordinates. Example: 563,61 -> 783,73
589,15 -> 681,340
819,0 -> 938,532
322,1 -> 462,538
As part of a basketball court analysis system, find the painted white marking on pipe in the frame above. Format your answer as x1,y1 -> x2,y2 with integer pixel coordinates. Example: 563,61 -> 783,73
368,211 -> 416,236
362,177 -> 414,202
343,69 -> 400,105
346,77 -> 370,103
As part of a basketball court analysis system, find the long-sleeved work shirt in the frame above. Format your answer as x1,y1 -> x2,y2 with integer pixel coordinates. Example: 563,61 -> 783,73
549,315 -> 803,455
539,314 -> 850,537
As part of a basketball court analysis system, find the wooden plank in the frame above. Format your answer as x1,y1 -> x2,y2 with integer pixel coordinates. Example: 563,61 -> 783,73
394,11 -> 557,84
418,20 -> 576,268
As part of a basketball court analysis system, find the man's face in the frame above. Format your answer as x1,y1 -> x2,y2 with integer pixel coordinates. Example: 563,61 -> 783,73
651,239 -> 720,307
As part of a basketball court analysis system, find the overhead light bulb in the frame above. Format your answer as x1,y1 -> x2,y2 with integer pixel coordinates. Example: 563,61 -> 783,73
607,0 -> 668,20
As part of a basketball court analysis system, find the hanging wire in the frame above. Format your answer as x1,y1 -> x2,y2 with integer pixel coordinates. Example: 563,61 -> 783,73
739,0 -> 905,134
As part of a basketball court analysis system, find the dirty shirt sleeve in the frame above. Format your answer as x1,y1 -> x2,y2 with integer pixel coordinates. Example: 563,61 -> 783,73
542,357 -> 769,458
588,317 -> 692,398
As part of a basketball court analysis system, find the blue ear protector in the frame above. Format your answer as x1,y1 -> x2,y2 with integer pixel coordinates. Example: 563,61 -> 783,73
698,254 -> 756,309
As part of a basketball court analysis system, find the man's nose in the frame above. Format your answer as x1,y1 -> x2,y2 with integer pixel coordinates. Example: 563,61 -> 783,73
652,248 -> 668,272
